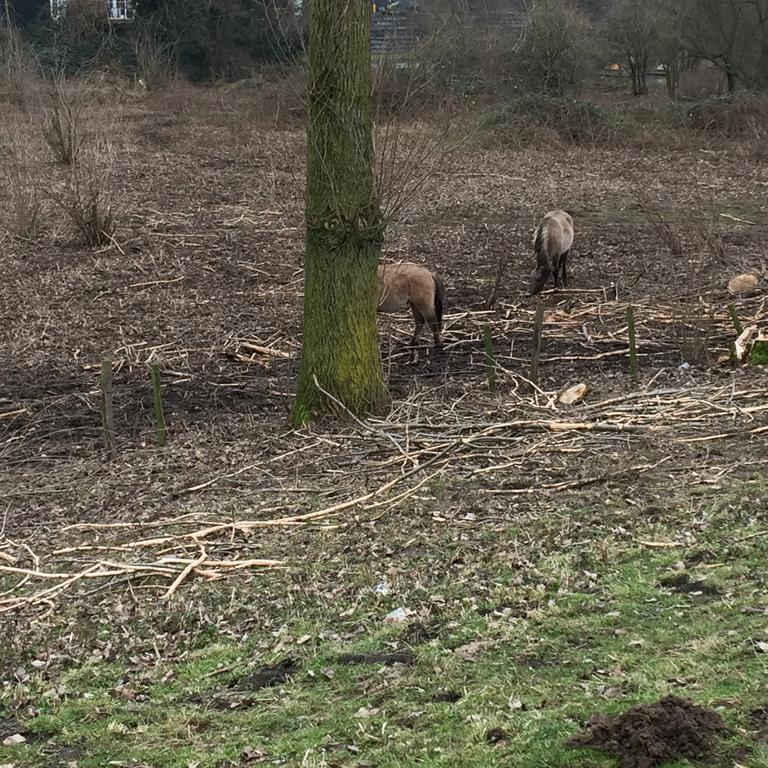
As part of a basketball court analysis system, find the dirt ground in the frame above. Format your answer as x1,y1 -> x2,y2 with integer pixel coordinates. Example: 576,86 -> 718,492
0,84 -> 767,616
568,695 -> 729,767
1,85 -> 768,768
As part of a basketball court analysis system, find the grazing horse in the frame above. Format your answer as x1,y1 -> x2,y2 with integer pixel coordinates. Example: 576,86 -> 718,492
529,210 -> 574,295
377,262 -> 445,352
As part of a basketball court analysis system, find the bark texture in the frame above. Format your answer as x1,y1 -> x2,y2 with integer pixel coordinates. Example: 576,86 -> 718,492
291,0 -> 389,425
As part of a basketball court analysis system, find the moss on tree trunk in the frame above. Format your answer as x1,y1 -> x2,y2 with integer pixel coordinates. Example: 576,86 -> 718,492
291,0 -> 389,426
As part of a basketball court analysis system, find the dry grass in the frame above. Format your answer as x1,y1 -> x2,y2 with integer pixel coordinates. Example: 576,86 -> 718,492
636,189 -> 684,257
0,81 -> 765,454
1,131 -> 45,240
5,165 -> 43,241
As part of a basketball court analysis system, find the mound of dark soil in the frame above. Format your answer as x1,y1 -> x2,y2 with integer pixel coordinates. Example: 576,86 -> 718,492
431,690 -> 462,703
229,658 -> 296,691
659,573 -> 720,596
567,695 -> 728,768
748,706 -> 768,742
0,718 -> 29,741
485,726 -> 507,744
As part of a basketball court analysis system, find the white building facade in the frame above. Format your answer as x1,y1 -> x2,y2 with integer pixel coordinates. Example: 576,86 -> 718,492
50,0 -> 134,20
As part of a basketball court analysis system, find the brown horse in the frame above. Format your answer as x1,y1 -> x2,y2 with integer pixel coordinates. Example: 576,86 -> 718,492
377,262 -> 445,352
529,210 -> 574,295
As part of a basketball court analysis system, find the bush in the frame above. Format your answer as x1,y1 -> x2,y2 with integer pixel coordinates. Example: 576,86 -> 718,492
53,137 -> 116,246
42,80 -> 83,164
686,95 -> 768,138
130,24 -> 175,91
480,95 -> 613,146
677,64 -> 729,100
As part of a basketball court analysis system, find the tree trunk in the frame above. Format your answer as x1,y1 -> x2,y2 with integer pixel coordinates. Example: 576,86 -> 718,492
291,0 -> 389,425
665,62 -> 678,98
628,53 -> 647,96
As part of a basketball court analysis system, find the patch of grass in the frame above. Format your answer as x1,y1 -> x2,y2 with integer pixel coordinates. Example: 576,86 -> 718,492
3,484 -> 768,767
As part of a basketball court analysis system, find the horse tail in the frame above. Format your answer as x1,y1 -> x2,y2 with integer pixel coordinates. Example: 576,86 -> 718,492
433,272 -> 446,329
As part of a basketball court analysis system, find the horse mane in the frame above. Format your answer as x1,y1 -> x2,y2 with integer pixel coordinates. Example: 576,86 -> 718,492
533,221 -> 548,268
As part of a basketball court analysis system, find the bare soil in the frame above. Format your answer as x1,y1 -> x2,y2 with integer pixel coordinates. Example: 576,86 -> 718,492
0,87 -> 767,616
568,695 -> 729,767
229,657 -> 297,691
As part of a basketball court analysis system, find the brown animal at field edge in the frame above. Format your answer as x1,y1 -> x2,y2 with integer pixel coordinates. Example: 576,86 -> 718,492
529,210 -> 574,295
377,261 -> 445,354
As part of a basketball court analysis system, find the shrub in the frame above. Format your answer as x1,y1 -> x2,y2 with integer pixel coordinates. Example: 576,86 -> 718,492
53,137 -> 116,246
130,24 -> 175,91
480,95 -> 613,146
686,95 -> 768,138
42,77 -> 83,164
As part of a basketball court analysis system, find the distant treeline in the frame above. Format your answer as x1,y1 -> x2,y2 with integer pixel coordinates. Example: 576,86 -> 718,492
5,0 -> 305,81
3,0 -> 767,95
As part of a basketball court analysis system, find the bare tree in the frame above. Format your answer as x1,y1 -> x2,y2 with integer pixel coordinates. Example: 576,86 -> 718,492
682,0 -> 768,93
656,6 -> 687,97
604,0 -> 663,96
518,0 -> 592,96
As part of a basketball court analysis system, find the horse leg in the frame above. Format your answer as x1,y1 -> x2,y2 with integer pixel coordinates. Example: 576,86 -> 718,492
409,304 -> 425,362
421,308 -> 443,352
560,250 -> 569,287
551,255 -> 560,289
431,320 -> 443,351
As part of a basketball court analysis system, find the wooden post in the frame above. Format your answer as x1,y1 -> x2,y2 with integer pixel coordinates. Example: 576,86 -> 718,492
626,305 -> 638,378
150,363 -> 167,447
483,322 -> 497,395
727,304 -> 743,363
727,303 -> 743,336
529,296 -> 544,386
100,358 -> 115,457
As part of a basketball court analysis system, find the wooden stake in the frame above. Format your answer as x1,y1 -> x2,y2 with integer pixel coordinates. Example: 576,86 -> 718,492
150,363 -> 167,447
530,296 -> 544,386
100,358 -> 115,457
483,322 -> 497,394
727,303 -> 743,336
626,305 -> 638,378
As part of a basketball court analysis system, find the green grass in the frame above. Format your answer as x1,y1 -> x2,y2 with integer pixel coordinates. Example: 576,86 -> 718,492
3,484 -> 768,767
